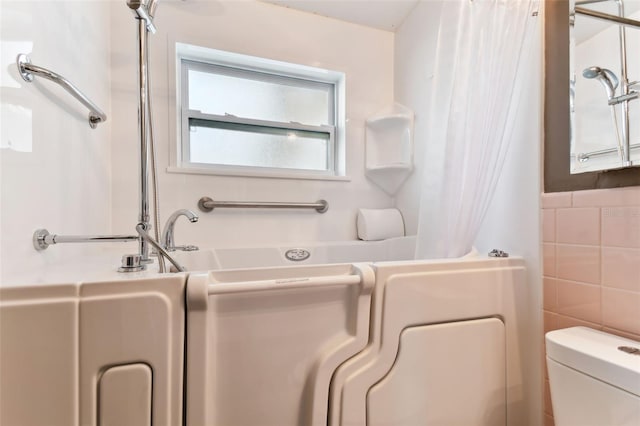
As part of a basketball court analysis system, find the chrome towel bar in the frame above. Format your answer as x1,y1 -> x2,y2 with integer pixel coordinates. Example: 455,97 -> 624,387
17,54 -> 107,129
198,197 -> 329,213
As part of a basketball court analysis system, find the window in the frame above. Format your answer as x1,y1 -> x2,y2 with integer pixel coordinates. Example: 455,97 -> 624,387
175,43 -> 346,179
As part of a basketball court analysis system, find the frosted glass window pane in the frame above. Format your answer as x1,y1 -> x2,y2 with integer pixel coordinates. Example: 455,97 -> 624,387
189,119 -> 329,171
188,67 -> 332,126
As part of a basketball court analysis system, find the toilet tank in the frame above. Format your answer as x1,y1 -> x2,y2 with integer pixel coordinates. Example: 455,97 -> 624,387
546,327 -> 640,426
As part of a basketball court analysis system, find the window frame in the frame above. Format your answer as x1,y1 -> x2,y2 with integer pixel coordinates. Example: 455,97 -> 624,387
174,42 -> 347,180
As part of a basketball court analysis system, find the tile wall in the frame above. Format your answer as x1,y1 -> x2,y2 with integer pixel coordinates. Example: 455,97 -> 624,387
542,186 -> 640,426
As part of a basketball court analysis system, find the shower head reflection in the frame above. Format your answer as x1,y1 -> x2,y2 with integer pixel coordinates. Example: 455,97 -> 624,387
582,66 -> 619,98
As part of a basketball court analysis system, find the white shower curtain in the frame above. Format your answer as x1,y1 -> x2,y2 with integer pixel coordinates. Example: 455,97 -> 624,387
415,0 -> 539,259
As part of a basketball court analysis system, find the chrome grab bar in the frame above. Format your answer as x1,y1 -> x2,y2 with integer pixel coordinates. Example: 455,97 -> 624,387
577,143 -> 640,162
17,54 -> 107,129
198,197 -> 329,213
574,7 -> 640,30
33,229 -> 138,251
207,274 -> 361,296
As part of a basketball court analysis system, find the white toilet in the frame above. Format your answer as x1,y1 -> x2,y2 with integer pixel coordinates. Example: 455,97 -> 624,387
546,327 -> 640,426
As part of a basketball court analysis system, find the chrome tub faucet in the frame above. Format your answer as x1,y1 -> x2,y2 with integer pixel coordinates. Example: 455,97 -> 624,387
162,209 -> 199,252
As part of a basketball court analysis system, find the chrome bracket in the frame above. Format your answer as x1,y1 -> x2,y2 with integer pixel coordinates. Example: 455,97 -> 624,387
118,254 -> 147,273
33,229 -> 51,251
88,114 -> 101,129
17,54 -> 34,82
488,249 -> 509,258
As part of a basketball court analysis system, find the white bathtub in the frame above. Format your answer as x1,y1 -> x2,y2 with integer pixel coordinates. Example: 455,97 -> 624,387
174,236 -> 418,271
0,240 -> 538,426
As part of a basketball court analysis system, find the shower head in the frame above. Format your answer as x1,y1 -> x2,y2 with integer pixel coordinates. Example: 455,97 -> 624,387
126,0 -> 157,33
582,66 -> 619,98
126,0 -> 144,10
127,0 -> 161,17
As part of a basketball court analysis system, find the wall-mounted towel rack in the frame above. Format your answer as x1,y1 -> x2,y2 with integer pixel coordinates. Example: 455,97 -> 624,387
17,54 -> 107,129
198,197 -> 329,213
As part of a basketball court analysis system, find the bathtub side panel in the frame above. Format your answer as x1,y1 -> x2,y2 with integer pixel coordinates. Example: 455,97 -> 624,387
368,318 -> 507,426
329,258 -> 530,426
79,276 -> 186,426
185,265 -> 375,426
0,285 -> 79,426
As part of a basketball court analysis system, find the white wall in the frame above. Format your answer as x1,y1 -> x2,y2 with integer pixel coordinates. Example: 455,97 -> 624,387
394,1 -> 542,423
110,0 -> 395,248
393,1 -> 443,235
0,1 -> 112,284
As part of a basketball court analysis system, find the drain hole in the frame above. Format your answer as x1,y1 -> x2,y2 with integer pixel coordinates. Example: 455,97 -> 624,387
285,248 -> 311,262
618,346 -> 640,355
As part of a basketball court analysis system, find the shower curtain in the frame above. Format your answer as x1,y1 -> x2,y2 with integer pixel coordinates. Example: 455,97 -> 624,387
415,0 -> 540,259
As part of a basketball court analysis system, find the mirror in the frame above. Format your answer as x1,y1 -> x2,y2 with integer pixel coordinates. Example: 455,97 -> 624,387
570,0 -> 640,174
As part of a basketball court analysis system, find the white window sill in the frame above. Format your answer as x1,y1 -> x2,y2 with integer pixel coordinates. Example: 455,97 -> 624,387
166,166 -> 351,182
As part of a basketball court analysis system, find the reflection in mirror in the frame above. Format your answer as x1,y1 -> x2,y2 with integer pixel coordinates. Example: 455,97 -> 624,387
571,0 -> 640,174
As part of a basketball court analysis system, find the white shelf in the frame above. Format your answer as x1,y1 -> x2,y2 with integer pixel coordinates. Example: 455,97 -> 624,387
365,103 -> 414,195
365,164 -> 412,195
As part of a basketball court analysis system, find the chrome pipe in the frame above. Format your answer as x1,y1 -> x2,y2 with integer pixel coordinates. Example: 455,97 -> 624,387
198,197 -> 329,213
578,143 -> 640,161
615,0 -> 631,165
574,7 -> 640,29
33,229 -> 138,251
135,14 -> 152,264
575,0 -> 613,5
16,54 -> 107,129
